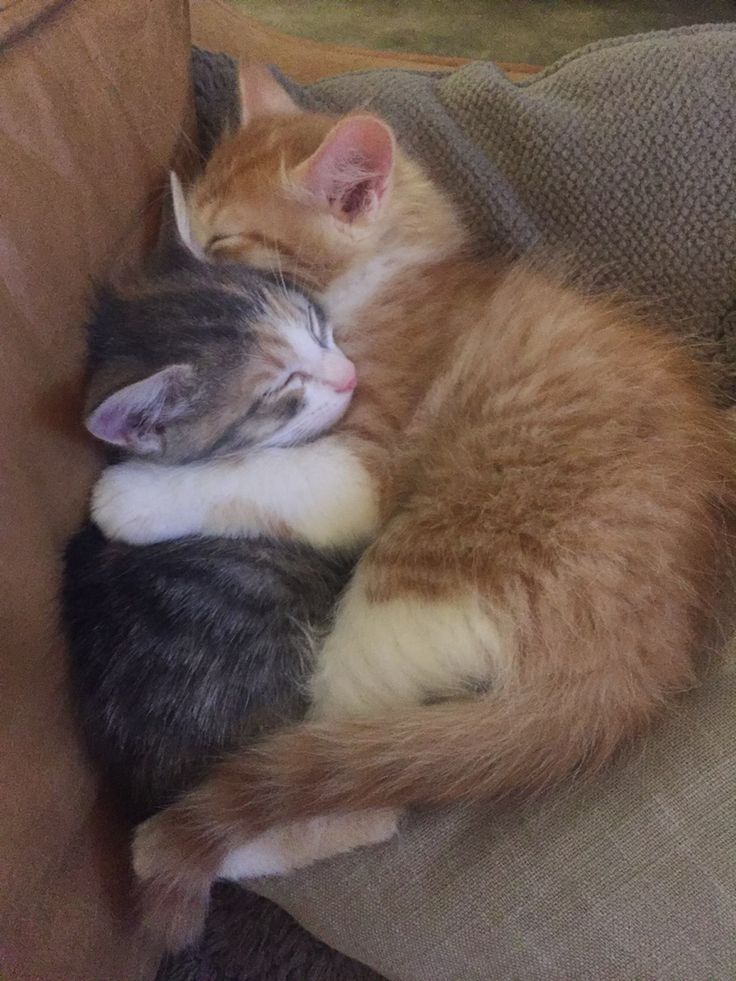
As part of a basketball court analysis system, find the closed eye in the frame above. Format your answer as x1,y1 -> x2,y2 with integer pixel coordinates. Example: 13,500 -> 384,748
208,230 -> 300,261
278,371 -> 309,392
308,307 -> 329,348
261,371 -> 307,400
206,233 -> 243,252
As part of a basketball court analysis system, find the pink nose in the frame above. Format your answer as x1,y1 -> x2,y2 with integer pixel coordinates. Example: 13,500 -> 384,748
319,351 -> 357,393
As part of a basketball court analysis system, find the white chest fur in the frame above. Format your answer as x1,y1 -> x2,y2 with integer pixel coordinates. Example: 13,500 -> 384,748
323,245 -> 440,330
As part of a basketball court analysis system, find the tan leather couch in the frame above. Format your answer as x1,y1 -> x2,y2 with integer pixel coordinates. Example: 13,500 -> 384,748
0,2 -> 534,978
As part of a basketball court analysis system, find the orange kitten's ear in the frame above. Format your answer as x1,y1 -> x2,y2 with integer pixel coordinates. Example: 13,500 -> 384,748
239,64 -> 300,126
169,172 -> 205,259
293,115 -> 395,225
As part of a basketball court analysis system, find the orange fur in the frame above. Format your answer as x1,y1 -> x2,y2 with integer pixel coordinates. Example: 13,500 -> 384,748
133,72 -> 736,949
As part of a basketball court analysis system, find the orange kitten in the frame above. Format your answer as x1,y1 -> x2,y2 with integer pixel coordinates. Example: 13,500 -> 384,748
126,67 -> 735,949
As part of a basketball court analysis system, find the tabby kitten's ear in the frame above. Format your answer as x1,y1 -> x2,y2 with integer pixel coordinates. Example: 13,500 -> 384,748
86,364 -> 196,454
292,115 -> 395,225
239,64 -> 300,126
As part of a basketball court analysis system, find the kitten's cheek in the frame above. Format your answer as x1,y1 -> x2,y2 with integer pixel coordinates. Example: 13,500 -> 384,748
311,393 -> 351,432
321,392 -> 353,431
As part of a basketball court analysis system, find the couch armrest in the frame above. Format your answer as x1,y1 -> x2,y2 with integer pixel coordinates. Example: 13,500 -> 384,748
0,1 -> 193,978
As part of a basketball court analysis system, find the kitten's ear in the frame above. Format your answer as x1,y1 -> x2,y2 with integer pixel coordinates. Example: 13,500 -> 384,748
149,173 -> 206,275
293,115 -> 395,224
86,364 -> 196,454
169,172 -> 206,260
239,64 -> 300,127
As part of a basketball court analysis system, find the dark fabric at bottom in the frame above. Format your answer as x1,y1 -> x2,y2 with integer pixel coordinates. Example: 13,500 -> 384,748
157,884 -> 385,981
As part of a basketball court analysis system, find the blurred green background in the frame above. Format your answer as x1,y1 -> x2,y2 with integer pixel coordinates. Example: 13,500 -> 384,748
236,0 -> 735,65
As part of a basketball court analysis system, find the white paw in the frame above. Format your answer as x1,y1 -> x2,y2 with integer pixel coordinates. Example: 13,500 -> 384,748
218,808 -> 401,881
91,462 -> 187,544
345,807 -> 400,847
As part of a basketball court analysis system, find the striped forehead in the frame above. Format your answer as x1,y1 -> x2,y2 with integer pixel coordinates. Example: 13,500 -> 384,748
258,289 -> 320,353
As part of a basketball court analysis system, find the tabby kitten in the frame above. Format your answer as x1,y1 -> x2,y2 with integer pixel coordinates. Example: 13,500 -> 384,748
99,72 -> 734,949
65,183 -> 399,868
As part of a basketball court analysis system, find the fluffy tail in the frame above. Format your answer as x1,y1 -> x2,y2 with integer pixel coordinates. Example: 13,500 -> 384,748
211,677 -> 666,821
135,671 -> 677,950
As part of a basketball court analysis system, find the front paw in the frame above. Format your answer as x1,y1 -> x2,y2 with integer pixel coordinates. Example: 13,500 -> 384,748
91,463 -> 182,545
133,811 -> 221,952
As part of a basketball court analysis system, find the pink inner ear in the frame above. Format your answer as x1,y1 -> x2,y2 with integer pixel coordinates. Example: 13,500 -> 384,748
85,394 -> 135,447
85,364 -> 193,451
239,64 -> 300,126
301,115 -> 395,223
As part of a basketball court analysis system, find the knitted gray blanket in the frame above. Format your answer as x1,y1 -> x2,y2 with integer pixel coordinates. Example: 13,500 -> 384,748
194,24 -> 736,392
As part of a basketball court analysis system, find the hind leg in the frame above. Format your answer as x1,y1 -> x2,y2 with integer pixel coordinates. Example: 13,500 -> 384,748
257,560 -> 512,873
217,808 -> 400,881
310,564 -> 508,721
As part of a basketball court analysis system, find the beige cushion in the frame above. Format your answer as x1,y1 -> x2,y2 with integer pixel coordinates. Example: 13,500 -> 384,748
255,654 -> 736,979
